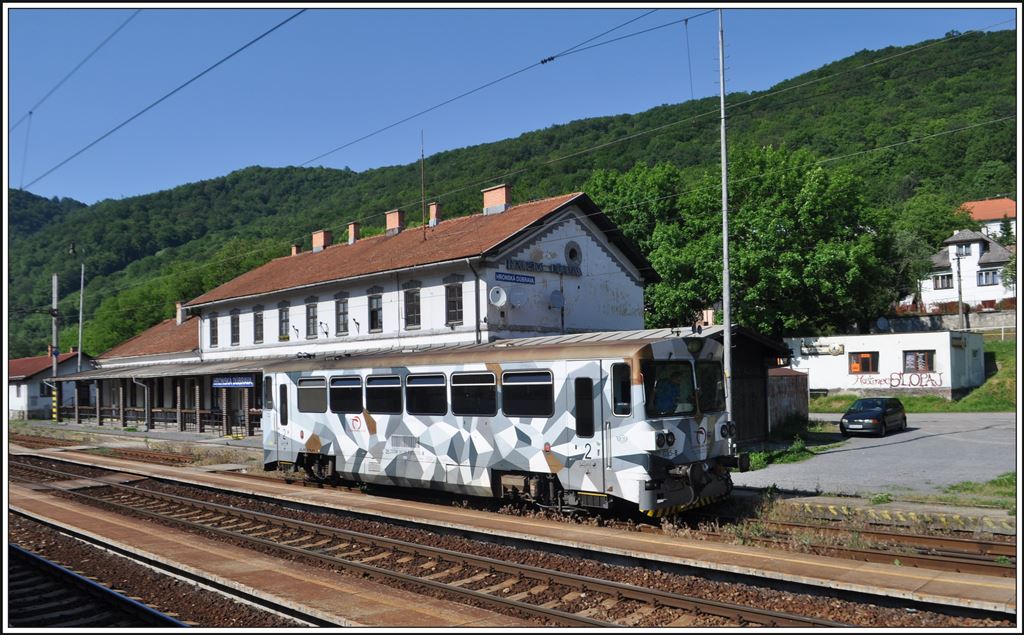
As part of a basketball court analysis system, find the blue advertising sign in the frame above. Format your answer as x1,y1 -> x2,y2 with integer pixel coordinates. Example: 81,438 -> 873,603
212,375 -> 255,388
496,271 -> 536,285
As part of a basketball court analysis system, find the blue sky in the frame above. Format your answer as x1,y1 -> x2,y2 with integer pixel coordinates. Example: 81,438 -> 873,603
5,4 -> 1019,205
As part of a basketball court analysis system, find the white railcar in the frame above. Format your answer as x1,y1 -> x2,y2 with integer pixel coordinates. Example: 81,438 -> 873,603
261,330 -> 748,516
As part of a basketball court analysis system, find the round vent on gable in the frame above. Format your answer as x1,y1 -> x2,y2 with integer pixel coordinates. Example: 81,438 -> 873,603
565,240 -> 582,267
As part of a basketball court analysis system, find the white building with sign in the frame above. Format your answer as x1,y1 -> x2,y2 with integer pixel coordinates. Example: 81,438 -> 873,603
785,331 -> 985,399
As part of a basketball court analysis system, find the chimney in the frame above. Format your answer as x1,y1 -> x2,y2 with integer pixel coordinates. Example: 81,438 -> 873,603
176,301 -> 187,325
385,209 -> 405,236
482,183 -> 510,214
70,346 -> 78,354
291,243 -> 301,256
312,229 -> 332,253
428,201 -> 441,227
348,221 -> 361,244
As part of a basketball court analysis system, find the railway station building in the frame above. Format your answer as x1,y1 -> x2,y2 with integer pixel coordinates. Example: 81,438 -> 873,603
56,186 -> 659,434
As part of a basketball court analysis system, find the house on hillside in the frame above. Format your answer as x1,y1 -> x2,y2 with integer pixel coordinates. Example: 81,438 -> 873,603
962,197 -> 1016,241
917,229 -> 1015,313
8,349 -> 92,420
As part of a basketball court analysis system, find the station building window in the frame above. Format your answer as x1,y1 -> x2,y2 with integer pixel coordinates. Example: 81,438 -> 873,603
306,297 -> 319,339
230,309 -> 240,346
278,301 -> 291,341
335,293 -> 349,336
209,313 -> 219,347
848,351 -> 879,374
903,350 -> 935,372
253,305 -> 264,344
404,285 -> 421,330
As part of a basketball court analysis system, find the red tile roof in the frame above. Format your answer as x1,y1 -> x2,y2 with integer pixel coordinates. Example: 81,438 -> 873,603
98,316 -> 199,360
186,193 -> 584,307
962,198 -> 1016,222
9,352 -> 78,381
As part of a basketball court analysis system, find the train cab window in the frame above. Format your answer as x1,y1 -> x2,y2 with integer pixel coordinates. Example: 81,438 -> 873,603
643,361 -> 696,417
574,378 -> 595,437
696,361 -> 726,412
366,376 -> 402,414
611,363 -> 631,416
297,377 -> 327,413
451,372 -> 497,416
329,377 -> 363,413
264,377 -> 274,411
502,370 -> 554,417
406,374 -> 447,415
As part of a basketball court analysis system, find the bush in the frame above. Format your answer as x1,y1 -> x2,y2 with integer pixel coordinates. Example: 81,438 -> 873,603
997,297 -> 1016,310
931,300 -> 970,315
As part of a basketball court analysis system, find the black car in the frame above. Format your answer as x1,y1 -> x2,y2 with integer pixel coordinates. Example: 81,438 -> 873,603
839,397 -> 907,437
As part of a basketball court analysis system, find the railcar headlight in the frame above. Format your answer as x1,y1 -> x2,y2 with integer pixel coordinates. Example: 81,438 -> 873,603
656,432 -> 667,448
728,423 -> 737,437
720,423 -> 730,438
666,432 -> 676,447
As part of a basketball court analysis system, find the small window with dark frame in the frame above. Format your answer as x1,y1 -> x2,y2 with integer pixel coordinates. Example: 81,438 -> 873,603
404,289 -> 421,329
297,377 -> 327,413
335,299 -> 348,336
848,352 -> 879,374
932,273 -> 953,290
278,304 -> 290,340
366,375 -> 401,413
574,377 -> 595,437
329,376 -> 362,413
903,350 -> 935,372
230,310 -> 240,346
611,363 -> 632,416
253,306 -> 264,343
502,370 -> 553,417
977,269 -> 1000,286
451,372 -> 497,416
368,294 -> 383,332
406,374 -> 446,415
306,299 -> 318,339
445,283 -> 463,325
209,313 -> 219,347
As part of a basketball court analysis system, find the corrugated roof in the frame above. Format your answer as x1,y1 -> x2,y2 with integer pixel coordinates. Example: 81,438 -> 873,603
962,198 -> 1017,222
9,352 -> 78,381
97,316 -> 199,360
186,193 -> 585,307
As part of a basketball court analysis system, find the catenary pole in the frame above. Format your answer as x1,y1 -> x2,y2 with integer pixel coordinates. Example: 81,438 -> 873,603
718,9 -> 733,429
78,262 -> 85,372
52,273 -> 59,422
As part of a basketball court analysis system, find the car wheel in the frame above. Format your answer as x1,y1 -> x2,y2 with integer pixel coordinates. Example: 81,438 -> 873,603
840,428 -> 850,438
877,421 -> 886,438
901,417 -> 907,432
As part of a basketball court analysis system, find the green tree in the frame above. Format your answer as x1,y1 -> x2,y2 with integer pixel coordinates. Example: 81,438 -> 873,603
997,215 -> 1015,246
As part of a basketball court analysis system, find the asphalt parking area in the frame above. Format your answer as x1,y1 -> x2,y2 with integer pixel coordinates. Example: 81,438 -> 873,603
732,412 -> 1018,496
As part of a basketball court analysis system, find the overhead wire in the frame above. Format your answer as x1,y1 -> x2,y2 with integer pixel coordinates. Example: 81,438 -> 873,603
9,9 -> 143,133
300,9 -> 708,167
23,9 -> 307,190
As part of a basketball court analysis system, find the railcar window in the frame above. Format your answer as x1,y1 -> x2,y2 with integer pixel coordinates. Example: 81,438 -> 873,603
264,377 -> 274,411
611,363 -> 631,415
643,361 -> 696,417
406,374 -> 447,415
451,372 -> 497,416
502,371 -> 554,417
366,376 -> 402,413
696,361 -> 726,412
297,377 -> 327,413
329,377 -> 363,413
574,378 -> 595,437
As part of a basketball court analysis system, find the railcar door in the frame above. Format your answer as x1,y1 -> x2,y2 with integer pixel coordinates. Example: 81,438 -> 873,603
567,364 -> 604,494
277,380 -> 293,461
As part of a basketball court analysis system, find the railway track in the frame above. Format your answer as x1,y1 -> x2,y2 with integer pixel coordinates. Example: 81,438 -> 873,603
9,434 -> 83,449
11,462 -> 847,628
7,543 -> 187,628
11,433 -> 196,466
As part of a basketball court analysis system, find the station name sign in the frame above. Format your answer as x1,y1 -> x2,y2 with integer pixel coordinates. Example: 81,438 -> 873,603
505,258 -> 582,277
212,375 -> 255,388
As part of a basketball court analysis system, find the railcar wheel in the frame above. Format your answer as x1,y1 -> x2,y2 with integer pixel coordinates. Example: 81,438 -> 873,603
304,456 -> 331,483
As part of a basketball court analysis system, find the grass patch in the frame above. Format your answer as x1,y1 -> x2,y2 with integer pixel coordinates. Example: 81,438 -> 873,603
747,436 -> 816,471
809,340 -> 1015,413
869,492 -> 894,505
882,472 -> 1016,514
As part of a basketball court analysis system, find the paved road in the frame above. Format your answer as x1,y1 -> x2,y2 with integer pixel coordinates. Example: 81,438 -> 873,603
732,412 -> 1018,496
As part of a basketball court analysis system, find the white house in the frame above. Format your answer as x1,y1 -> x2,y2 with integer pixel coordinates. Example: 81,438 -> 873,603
963,197 -> 1016,241
918,229 -> 1014,312
785,331 -> 985,399
8,350 -> 92,420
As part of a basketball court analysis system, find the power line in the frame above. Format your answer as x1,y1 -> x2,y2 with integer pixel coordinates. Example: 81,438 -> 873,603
9,9 -> 142,133
300,9 -> 710,167
24,9 -> 307,190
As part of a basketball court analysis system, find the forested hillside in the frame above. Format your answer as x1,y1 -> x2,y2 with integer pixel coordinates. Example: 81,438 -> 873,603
7,29 -> 1016,357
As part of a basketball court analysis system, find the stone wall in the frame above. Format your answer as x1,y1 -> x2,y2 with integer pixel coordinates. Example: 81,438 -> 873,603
887,310 -> 1016,333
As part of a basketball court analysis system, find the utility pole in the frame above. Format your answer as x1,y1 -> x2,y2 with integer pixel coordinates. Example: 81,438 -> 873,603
718,9 -> 734,430
955,254 -> 965,330
51,273 -> 60,423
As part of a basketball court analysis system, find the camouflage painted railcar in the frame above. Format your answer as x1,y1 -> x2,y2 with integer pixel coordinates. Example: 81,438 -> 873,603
261,331 -> 749,516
